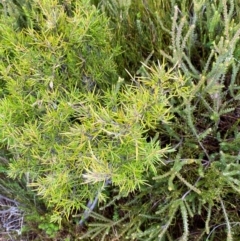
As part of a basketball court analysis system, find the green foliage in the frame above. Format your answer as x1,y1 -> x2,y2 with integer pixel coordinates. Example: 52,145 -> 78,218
38,215 -> 60,238
91,0 -> 172,78
0,0 -> 119,94
0,0 -> 173,227
0,0 -> 33,29
80,0 -> 240,240
4,71 -> 174,224
119,0 -> 240,240
0,0 -> 240,240
0,0 -> 120,233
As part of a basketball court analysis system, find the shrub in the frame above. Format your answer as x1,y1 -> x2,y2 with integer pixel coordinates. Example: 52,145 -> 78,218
0,0 -> 240,240
81,0 -> 240,240
0,0 -> 173,228
99,0 -> 240,240
0,0 -> 119,232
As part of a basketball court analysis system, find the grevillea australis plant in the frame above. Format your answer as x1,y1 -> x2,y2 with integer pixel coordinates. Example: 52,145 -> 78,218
0,0 -> 174,226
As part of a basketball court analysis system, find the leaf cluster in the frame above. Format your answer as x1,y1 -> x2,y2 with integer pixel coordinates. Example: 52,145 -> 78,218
91,0 -> 172,78
0,0 -> 240,240
0,0 -> 174,227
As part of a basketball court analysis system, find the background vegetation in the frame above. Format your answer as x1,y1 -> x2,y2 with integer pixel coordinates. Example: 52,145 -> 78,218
0,0 -> 240,240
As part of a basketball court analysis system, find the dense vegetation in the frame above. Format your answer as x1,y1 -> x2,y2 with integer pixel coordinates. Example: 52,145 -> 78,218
0,0 -> 240,240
